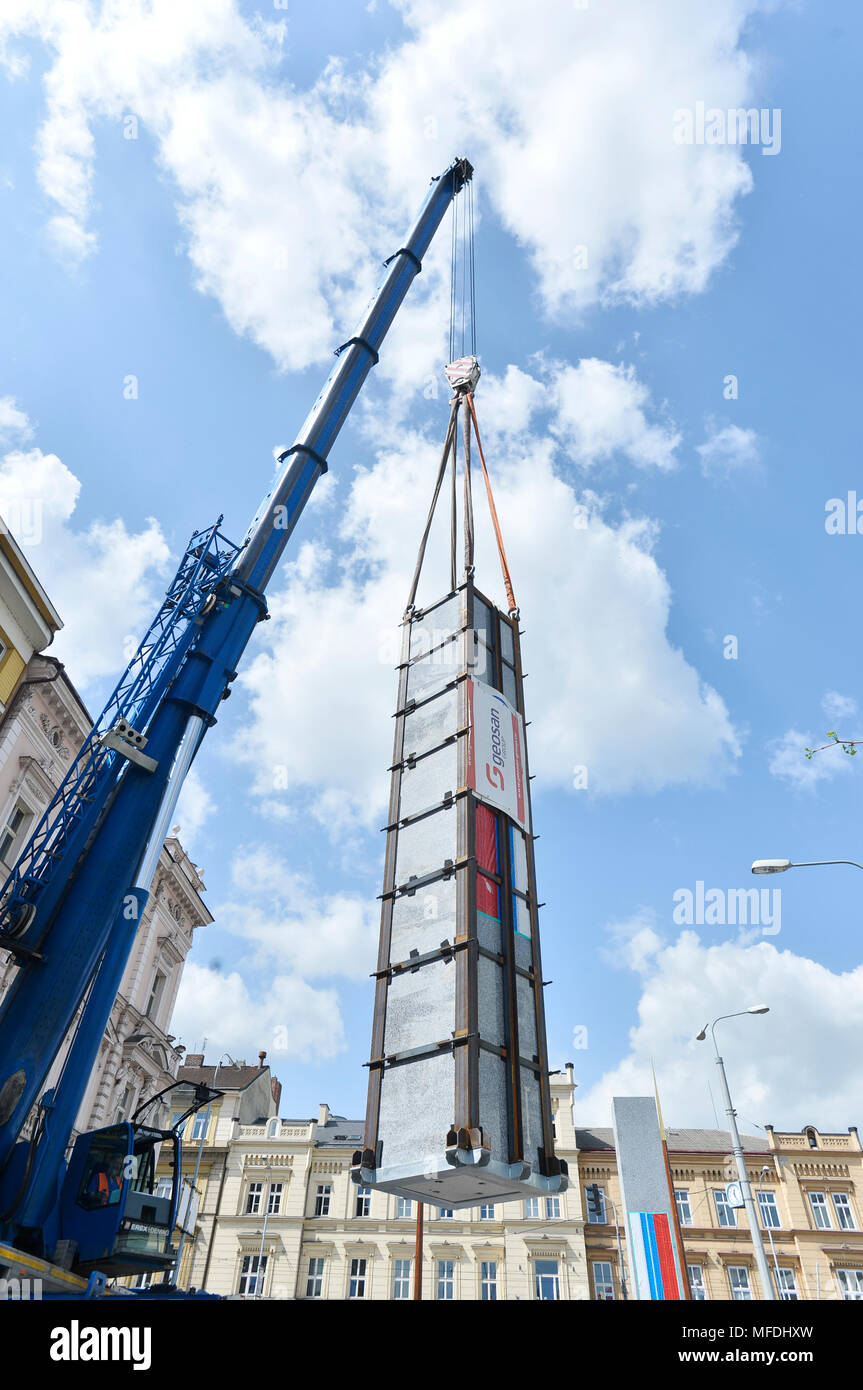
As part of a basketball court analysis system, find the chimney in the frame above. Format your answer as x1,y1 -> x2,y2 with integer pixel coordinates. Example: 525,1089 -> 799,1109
258,1050 -> 267,1069
185,1054 -> 205,1068
271,1076 -> 282,1111
318,1102 -> 330,1128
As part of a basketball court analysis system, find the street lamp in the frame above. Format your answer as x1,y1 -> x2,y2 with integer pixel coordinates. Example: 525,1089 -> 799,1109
604,1191 -> 628,1301
695,1009 -> 775,1301
752,858 -> 863,875
758,1165 -> 782,1298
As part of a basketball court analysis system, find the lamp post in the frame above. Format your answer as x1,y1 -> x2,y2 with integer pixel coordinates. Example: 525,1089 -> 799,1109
757,1164 -> 781,1297
751,858 -> 863,875
255,1163 -> 273,1300
604,1192 -> 628,1301
695,1008 -> 775,1301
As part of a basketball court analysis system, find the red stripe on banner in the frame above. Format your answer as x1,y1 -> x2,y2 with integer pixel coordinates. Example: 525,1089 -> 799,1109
511,713 -> 525,826
476,802 -> 498,874
466,678 -> 476,791
653,1213 -> 680,1300
477,872 -> 499,918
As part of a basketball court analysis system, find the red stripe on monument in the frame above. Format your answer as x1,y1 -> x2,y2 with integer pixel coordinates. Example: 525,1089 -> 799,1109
653,1213 -> 680,1300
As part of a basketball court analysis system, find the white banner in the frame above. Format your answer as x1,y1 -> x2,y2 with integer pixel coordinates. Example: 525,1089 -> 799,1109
466,677 -> 530,831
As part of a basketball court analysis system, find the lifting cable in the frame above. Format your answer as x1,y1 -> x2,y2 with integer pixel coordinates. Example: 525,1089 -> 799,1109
407,177 -> 517,618
449,178 -> 476,363
404,395 -> 460,615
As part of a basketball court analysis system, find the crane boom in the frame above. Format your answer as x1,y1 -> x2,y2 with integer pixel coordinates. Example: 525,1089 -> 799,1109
0,157 -> 473,1249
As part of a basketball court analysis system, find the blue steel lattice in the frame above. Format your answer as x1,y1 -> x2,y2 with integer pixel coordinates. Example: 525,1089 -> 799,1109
0,518 -> 239,925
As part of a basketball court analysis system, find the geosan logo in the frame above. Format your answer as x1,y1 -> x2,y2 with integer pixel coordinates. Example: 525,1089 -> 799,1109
485,703 -> 506,789
467,677 -> 529,832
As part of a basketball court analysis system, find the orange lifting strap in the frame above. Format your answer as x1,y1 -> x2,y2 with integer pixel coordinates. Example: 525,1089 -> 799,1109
404,379 -> 518,619
465,391 -> 517,616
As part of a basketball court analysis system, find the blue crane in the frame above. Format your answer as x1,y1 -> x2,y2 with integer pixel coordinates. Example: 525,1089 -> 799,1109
0,156 -> 473,1285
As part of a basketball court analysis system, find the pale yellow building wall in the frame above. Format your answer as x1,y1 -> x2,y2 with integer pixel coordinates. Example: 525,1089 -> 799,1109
580,1124 -> 863,1302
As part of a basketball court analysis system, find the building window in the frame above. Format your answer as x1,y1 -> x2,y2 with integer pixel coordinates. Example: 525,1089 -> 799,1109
191,1111 -> 208,1141
314,1184 -> 331,1217
774,1268 -> 798,1300
687,1265 -> 706,1300
437,1206 -> 453,1220
836,1268 -> 863,1300
479,1203 -> 495,1220
727,1266 -> 752,1301
267,1183 -> 282,1215
145,970 -> 166,1020
155,1177 -> 173,1200
129,1272 -> 153,1289
393,1258 -> 411,1299
805,1127 -> 818,1148
436,1260 -> 455,1300
545,1195 -> 561,1220
713,1189 -> 737,1228
115,1083 -> 135,1125
245,1182 -> 263,1215
0,802 -> 31,867
524,1197 -> 540,1220
396,1197 -> 412,1220
757,1191 -> 780,1228
832,1193 -> 856,1230
238,1254 -> 267,1297
808,1191 -> 831,1230
675,1189 -> 693,1227
355,1186 -> 371,1217
592,1261 -> 614,1300
348,1258 -> 367,1299
480,1261 -> 498,1300
305,1257 -> 324,1298
534,1259 -> 560,1300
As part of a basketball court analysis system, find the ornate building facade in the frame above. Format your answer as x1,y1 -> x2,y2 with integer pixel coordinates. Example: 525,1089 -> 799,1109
152,1065 -> 591,1300
148,1062 -> 862,1302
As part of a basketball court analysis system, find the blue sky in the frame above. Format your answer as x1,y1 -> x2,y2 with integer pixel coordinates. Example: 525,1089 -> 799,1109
0,1 -> 861,1136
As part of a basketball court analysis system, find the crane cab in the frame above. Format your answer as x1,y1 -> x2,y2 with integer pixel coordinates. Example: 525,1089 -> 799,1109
58,1121 -> 180,1276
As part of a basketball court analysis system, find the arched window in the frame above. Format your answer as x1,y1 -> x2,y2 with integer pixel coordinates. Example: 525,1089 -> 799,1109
268,1118 -> 280,1139
806,1127 -> 818,1149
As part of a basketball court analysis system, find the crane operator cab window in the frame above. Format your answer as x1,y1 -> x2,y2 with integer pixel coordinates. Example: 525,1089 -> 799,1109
77,1132 -> 128,1210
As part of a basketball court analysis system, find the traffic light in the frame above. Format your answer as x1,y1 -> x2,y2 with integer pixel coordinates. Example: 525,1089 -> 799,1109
585,1183 -> 605,1221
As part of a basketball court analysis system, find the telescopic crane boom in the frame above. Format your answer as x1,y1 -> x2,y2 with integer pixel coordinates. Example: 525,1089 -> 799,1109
0,157 -> 473,1271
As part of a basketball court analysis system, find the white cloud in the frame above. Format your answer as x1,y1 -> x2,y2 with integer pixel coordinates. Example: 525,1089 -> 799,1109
821,690 -> 858,723
1,0 -> 769,386
0,396 -> 33,446
697,420 -> 761,476
550,359 -> 681,470
172,961 -> 345,1065
601,909 -> 664,974
577,930 -> 863,1131
215,843 -> 380,980
0,411 -> 171,688
232,396 -> 740,826
767,728 -> 852,791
